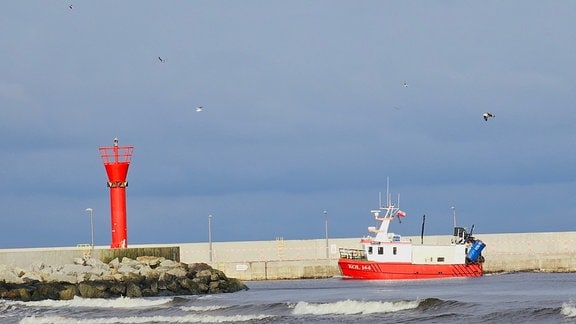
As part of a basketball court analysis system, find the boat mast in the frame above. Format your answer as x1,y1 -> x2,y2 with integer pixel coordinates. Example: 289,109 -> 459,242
421,214 -> 426,244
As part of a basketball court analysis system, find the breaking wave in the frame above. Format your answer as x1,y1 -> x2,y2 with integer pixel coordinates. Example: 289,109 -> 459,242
291,299 -> 421,315
561,300 -> 576,318
19,314 -> 273,324
179,305 -> 228,312
7,296 -> 173,309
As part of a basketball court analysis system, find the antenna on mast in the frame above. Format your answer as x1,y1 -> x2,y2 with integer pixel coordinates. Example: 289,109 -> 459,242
386,177 -> 391,206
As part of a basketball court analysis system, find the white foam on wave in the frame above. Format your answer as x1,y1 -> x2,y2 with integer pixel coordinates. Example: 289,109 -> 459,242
19,313 -> 272,324
198,294 -> 219,299
7,296 -> 173,309
292,299 -> 419,315
561,300 -> 576,317
180,305 -> 227,312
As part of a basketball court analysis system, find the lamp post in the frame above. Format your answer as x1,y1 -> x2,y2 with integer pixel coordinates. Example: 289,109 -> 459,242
208,214 -> 213,263
85,208 -> 94,249
323,210 -> 328,259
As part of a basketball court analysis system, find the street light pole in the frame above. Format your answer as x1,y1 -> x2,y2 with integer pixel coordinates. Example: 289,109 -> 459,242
85,208 -> 94,249
208,214 -> 213,263
324,210 -> 328,259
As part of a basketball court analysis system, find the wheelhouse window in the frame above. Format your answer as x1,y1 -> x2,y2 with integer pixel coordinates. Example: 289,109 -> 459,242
368,246 -> 373,254
378,247 -> 384,255
393,247 -> 397,255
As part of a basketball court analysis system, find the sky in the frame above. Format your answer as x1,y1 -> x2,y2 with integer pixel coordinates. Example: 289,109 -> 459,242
1,1 -> 575,248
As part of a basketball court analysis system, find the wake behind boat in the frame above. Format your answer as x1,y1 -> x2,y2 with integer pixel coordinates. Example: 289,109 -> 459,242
338,188 -> 486,280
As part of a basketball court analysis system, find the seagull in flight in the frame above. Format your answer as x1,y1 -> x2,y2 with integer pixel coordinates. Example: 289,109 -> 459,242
403,82 -> 408,88
195,106 -> 203,112
69,4 -> 73,9
158,57 -> 165,63
483,112 -> 495,121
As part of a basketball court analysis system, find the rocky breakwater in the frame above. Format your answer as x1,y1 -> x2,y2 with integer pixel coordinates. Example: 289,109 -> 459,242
0,256 -> 248,301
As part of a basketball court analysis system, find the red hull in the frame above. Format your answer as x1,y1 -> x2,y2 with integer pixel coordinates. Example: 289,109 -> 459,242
338,258 -> 483,280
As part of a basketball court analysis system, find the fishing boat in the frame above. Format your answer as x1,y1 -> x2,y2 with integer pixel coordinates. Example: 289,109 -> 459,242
338,190 -> 486,280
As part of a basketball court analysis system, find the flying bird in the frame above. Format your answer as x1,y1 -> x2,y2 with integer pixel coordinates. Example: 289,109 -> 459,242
483,112 -> 495,121
158,57 -> 165,63
69,4 -> 73,9
403,82 -> 408,88
195,106 -> 203,112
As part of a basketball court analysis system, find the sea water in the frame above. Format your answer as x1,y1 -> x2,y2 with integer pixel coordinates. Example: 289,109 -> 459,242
1,272 -> 576,323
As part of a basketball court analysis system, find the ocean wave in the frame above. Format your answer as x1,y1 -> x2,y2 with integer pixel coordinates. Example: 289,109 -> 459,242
477,306 -> 561,322
19,313 -> 273,324
197,294 -> 223,300
7,296 -> 173,309
0,301 -> 17,313
416,297 -> 467,311
291,299 -> 420,315
561,301 -> 576,318
180,305 -> 228,312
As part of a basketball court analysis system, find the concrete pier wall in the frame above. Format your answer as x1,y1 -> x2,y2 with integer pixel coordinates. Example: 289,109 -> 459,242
1,231 -> 576,280
0,246 -> 180,268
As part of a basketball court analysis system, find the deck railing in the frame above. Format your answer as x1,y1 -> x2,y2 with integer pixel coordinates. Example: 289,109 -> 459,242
338,248 -> 367,260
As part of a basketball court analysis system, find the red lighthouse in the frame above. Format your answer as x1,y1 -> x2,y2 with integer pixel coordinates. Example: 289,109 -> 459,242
99,138 -> 134,248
